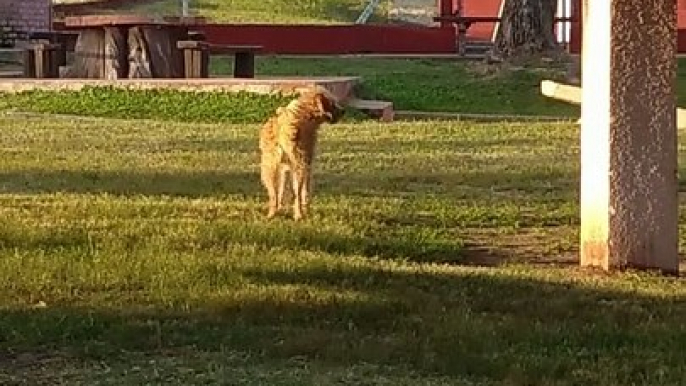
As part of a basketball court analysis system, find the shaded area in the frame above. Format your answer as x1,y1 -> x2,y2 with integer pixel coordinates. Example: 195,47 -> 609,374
2,269 -> 686,384
0,167 -> 578,200
0,170 -> 259,197
0,207 -> 464,265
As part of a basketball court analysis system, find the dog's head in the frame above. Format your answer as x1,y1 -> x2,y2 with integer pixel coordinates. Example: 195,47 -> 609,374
301,87 -> 345,124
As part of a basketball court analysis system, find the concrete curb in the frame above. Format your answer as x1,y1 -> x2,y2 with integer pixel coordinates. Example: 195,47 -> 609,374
393,110 -> 577,123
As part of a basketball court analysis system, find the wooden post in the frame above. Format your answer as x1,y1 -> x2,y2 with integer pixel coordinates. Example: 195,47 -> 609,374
438,0 -> 455,27
23,43 -> 61,78
104,27 -> 128,80
580,0 -> 678,273
128,27 -> 152,78
141,25 -> 187,78
178,40 -> 209,78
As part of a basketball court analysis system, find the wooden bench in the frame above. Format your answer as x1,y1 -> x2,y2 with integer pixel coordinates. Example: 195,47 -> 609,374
433,16 -> 502,55
23,42 -> 63,78
187,30 -> 206,41
24,31 -> 79,77
176,40 -> 262,79
433,16 -> 502,31
28,30 -> 79,48
433,15 -> 577,55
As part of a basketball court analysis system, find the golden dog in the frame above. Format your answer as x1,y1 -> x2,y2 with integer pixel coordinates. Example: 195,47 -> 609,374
259,87 -> 345,220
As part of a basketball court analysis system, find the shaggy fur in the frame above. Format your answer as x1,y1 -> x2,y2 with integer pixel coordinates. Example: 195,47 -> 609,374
259,87 -> 345,220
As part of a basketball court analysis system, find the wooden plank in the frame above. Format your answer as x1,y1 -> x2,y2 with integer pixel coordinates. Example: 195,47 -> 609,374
127,27 -> 152,78
65,29 -> 106,78
23,43 -> 62,79
65,15 -> 167,28
181,45 -> 208,78
541,79 -> 686,129
141,25 -> 186,78
104,27 -> 128,80
177,40 -> 262,53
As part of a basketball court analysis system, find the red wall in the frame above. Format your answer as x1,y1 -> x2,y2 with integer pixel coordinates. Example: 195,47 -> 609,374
463,0 -> 686,54
51,0 -> 686,55
462,0 -> 503,41
197,24 -> 456,55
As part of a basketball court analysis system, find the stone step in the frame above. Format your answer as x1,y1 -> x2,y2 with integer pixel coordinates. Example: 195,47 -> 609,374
466,41 -> 494,47
463,41 -> 493,56
348,98 -> 394,122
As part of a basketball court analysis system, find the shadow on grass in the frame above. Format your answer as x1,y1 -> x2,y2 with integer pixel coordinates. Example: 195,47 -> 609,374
0,167 -> 578,200
0,170 -> 260,197
0,218 -> 465,265
196,222 -> 466,264
1,267 -> 685,384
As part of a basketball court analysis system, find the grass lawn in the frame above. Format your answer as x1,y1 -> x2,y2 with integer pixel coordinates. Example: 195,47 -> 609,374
58,0 -> 384,24
2,114 -> 686,384
0,58 -> 582,119
251,57 -> 580,116
14,56 -> 686,119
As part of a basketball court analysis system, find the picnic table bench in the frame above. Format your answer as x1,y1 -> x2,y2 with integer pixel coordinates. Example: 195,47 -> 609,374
22,15 -> 211,79
433,16 -> 502,55
24,30 -> 79,78
176,40 -> 262,78
22,17 -> 261,80
433,15 -> 577,55
62,15 -> 200,79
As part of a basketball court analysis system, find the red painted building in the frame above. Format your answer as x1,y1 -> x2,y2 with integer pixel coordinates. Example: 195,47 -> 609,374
458,0 -> 686,54
198,0 -> 583,55
51,0 -> 686,55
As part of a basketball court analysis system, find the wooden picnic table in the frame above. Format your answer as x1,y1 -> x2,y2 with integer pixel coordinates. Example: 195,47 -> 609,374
433,15 -> 577,55
61,15 -> 207,79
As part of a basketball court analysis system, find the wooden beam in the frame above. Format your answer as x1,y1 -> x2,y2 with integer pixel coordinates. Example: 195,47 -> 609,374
541,80 -> 686,129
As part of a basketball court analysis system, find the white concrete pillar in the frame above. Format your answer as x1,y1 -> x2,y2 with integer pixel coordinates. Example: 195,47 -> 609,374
580,0 -> 679,273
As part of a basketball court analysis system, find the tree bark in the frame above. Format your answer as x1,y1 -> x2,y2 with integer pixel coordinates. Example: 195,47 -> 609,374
493,0 -> 558,59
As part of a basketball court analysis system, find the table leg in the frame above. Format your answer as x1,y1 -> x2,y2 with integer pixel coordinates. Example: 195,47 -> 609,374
234,52 -> 255,78
128,26 -> 152,78
104,27 -> 128,80
140,25 -> 186,78
70,29 -> 106,78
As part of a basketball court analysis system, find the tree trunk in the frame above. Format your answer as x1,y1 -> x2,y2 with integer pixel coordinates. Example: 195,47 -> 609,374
493,0 -> 558,59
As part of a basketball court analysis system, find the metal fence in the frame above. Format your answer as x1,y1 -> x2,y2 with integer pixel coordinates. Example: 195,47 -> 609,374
383,0 -> 574,45
386,0 -> 438,26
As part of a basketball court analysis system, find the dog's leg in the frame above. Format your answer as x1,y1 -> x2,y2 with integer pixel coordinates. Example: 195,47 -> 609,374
277,166 -> 290,213
301,166 -> 313,217
291,167 -> 305,221
261,163 -> 280,219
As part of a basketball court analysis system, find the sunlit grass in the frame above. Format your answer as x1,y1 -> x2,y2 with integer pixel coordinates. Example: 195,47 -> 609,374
2,115 -> 686,384
56,0 -> 386,24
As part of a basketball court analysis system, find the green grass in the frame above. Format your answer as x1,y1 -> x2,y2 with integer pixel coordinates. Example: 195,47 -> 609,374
2,115 -> 686,384
7,54 -> 686,121
60,0 -> 384,24
0,58 -> 582,120
0,88 -> 292,124
250,57 -> 581,116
